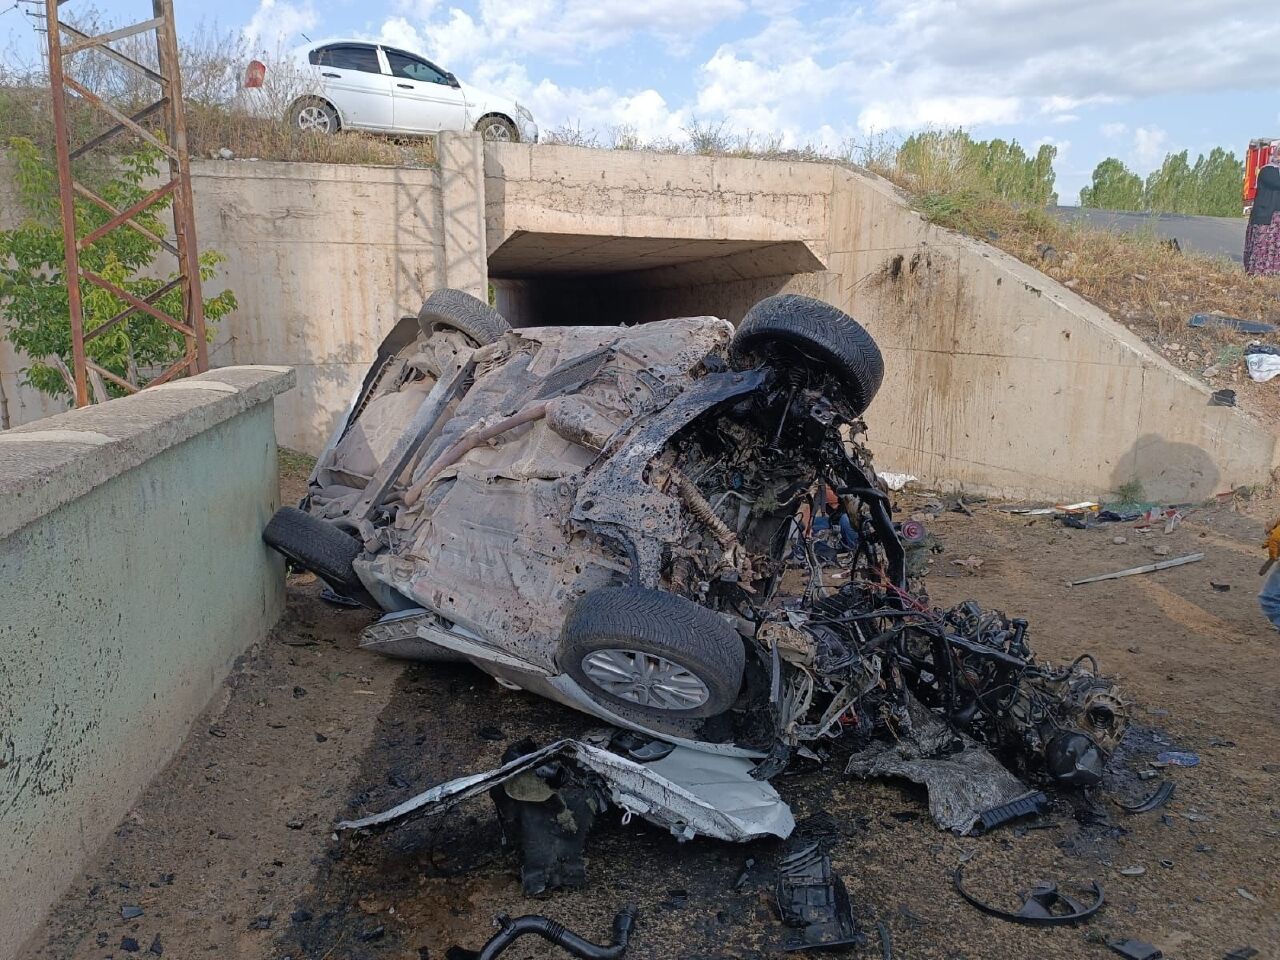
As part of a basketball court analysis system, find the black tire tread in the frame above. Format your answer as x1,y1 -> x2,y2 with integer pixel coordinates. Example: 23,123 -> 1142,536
561,587 -> 745,719
417,288 -> 510,346
263,507 -> 364,596
730,293 -> 884,415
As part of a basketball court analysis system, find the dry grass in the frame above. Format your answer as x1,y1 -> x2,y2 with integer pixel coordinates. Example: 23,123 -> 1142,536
0,82 -> 437,171
182,103 -> 437,167
860,154 -> 1280,427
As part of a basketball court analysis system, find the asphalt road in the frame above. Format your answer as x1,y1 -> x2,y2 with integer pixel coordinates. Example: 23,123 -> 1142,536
1052,206 -> 1246,263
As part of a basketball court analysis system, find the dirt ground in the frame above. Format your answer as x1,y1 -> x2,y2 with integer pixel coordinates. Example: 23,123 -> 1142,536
23,458 -> 1280,960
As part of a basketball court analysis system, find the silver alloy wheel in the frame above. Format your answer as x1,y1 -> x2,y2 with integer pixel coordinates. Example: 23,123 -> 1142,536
481,119 -> 513,141
297,105 -> 332,133
580,648 -> 711,711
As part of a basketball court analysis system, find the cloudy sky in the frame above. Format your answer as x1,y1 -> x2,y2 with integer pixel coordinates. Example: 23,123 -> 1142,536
3,0 -> 1274,203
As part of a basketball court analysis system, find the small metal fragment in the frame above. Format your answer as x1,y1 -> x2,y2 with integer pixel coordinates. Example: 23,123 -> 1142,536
952,866 -> 1104,926
1118,781 -> 1175,814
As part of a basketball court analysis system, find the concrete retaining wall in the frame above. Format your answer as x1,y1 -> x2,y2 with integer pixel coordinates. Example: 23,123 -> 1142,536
482,144 -> 1278,502
190,136 -> 485,454
2,138 -> 1274,499
0,366 -> 294,956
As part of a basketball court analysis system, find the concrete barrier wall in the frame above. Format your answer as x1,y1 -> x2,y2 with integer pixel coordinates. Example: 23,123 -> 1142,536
483,144 -> 1278,502
191,134 -> 485,454
3,139 -> 1274,499
818,168 -> 1277,501
0,366 -> 294,956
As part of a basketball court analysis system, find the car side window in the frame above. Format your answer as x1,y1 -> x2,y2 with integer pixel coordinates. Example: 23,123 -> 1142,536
384,49 -> 449,85
311,44 -> 382,74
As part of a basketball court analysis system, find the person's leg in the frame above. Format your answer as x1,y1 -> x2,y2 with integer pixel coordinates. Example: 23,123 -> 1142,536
1259,565 -> 1280,629
838,513 -> 859,551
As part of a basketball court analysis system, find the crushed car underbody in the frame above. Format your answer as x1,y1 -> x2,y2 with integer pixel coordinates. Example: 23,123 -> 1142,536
264,289 -> 1131,888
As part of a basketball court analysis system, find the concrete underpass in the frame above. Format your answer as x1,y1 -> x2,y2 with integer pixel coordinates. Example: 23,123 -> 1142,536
490,234 -> 824,328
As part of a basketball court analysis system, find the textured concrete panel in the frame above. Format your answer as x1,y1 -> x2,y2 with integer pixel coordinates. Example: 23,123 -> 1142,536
0,370 -> 291,956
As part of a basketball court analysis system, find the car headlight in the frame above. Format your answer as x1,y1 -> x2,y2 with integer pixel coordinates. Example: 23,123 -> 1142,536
514,102 -> 533,123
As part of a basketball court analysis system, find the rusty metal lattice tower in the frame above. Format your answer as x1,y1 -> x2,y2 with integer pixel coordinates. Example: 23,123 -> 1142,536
44,0 -> 206,406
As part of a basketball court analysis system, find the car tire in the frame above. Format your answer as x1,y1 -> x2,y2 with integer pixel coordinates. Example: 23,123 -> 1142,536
290,97 -> 339,135
417,287 -> 511,346
729,293 -> 884,416
262,507 -> 375,606
560,587 -> 745,720
476,114 -> 518,142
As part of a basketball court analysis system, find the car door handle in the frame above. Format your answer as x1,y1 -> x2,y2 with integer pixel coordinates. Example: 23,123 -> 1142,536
396,82 -> 413,88
321,72 -> 340,78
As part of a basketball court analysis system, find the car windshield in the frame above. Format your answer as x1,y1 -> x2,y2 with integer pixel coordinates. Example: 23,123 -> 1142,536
385,49 -> 448,84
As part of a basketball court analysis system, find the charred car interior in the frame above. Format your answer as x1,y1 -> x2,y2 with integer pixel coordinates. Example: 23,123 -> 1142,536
263,288 -> 1131,911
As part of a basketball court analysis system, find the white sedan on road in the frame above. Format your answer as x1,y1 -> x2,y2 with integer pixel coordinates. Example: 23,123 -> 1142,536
244,38 -> 538,142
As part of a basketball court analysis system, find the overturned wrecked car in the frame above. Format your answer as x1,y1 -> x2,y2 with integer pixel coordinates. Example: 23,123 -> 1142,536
264,289 -> 1128,849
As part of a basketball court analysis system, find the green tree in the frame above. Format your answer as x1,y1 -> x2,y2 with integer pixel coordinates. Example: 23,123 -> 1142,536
1144,150 -> 1197,213
895,129 -> 1057,205
0,137 -> 236,401
1190,147 -> 1244,216
1079,157 -> 1144,210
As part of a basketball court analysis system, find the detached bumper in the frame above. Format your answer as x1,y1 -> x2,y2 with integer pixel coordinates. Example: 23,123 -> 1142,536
337,737 -> 794,843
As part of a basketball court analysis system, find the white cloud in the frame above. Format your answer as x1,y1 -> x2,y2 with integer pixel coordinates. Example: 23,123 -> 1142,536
376,16 -> 425,53
1133,125 -> 1170,169
398,0 -> 747,68
1101,122 -> 1128,138
242,0 -> 317,56
857,96 -> 1023,133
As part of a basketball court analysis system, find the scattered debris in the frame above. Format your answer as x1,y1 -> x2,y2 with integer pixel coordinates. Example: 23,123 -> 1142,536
1188,313 -> 1278,335
1209,389 -> 1237,407
877,472 -> 917,491
1109,938 -> 1163,960
975,791 -> 1048,834
847,693 -> 1046,834
319,585 -> 364,607
1118,781 -> 1176,813
1237,888 -> 1259,903
1119,865 -> 1146,877
875,920 -> 893,960
120,905 -> 144,921
446,906 -> 638,960
1224,949 -> 1259,960
1156,751 -> 1200,767
952,867 -> 1104,926
337,738 -> 795,843
1070,553 -> 1204,586
120,936 -> 141,953
1245,345 -> 1280,383
1210,581 -> 1231,592
148,934 -> 163,956
775,839 -> 863,952
489,737 -> 605,895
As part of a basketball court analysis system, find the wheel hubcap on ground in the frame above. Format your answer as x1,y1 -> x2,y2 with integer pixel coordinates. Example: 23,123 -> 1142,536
581,648 -> 710,711
298,106 -> 331,133
482,121 -> 512,141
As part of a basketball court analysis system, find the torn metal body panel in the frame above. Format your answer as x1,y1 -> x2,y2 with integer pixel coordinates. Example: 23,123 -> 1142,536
337,739 -> 795,843
844,693 -> 1035,835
